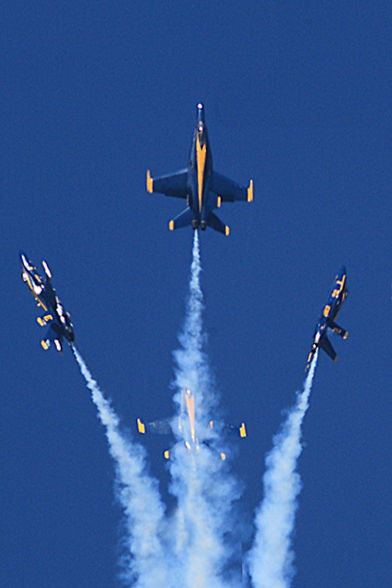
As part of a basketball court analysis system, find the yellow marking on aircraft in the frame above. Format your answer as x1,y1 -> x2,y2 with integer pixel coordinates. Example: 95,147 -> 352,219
196,133 -> 207,213
323,305 -> 331,317
220,452 -> 226,461
217,197 -> 221,208
332,275 -> 345,297
44,314 -> 53,322
169,220 -> 175,231
247,180 -> 254,202
37,317 -> 45,327
26,280 -> 48,311
164,450 -> 170,459
225,225 -> 230,236
137,418 -> 145,434
185,441 -> 191,450
146,170 -> 153,193
239,423 -> 247,438
209,420 -> 214,429
41,340 -> 49,350
334,356 -> 338,362
344,332 -> 348,339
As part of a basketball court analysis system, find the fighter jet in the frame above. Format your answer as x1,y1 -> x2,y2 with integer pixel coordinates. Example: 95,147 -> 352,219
146,103 -> 254,235
137,388 -> 247,459
305,266 -> 348,371
20,251 -> 74,353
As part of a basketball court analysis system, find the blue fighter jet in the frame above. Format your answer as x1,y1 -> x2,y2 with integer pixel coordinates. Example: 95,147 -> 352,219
146,103 -> 254,235
137,388 -> 247,460
20,251 -> 74,353
305,266 -> 348,371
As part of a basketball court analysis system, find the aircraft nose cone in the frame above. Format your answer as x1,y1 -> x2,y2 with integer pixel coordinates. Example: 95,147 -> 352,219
196,103 -> 205,123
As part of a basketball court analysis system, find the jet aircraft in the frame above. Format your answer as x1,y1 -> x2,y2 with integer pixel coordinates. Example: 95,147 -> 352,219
146,103 -> 254,235
305,266 -> 348,371
20,251 -> 74,353
137,388 -> 247,459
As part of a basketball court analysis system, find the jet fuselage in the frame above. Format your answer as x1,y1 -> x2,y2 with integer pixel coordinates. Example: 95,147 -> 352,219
306,266 -> 348,370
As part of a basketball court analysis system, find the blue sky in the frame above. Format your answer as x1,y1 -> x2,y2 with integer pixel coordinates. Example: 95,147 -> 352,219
1,2 -> 392,587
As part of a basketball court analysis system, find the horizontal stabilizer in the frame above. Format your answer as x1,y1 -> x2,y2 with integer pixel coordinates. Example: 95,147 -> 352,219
319,335 -> 337,362
207,211 -> 230,236
327,319 -> 348,339
41,325 -> 63,353
169,207 -> 193,231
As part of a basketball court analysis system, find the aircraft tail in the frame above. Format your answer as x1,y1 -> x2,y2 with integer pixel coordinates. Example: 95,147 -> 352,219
168,206 -> 193,231
207,211 -> 230,236
327,319 -> 348,339
41,324 -> 63,353
319,335 -> 337,362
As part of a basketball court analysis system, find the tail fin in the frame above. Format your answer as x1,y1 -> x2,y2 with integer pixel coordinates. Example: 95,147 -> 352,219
319,335 -> 337,362
327,319 -> 348,339
207,211 -> 230,236
168,207 -> 193,231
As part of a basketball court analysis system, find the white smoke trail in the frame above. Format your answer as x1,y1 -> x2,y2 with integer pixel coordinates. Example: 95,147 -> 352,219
248,352 -> 319,588
169,232 -> 242,588
71,345 -> 169,588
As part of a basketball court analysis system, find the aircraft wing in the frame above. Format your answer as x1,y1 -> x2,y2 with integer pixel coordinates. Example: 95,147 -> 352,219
319,335 -> 337,362
211,172 -> 253,202
146,169 -> 188,198
137,417 -> 172,435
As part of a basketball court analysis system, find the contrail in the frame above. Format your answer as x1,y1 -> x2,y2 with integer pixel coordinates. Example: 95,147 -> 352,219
71,345 -> 169,588
169,231 -> 242,588
248,352 -> 319,588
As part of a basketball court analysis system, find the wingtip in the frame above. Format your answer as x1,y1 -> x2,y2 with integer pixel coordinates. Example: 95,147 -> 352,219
225,225 -> 230,236
137,418 -> 146,434
146,170 -> 153,193
247,179 -> 254,202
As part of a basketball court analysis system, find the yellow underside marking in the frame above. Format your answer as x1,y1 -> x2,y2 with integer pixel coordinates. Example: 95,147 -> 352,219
137,418 -> 145,434
225,225 -> 230,236
332,275 -> 345,298
169,220 -> 174,231
217,196 -> 221,208
196,134 -> 206,213
344,332 -> 348,339
323,305 -> 331,317
239,423 -> 247,438
164,450 -> 170,459
146,170 -> 153,193
41,340 -> 49,350
27,279 -> 48,311
220,453 -> 226,461
247,179 -> 254,202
